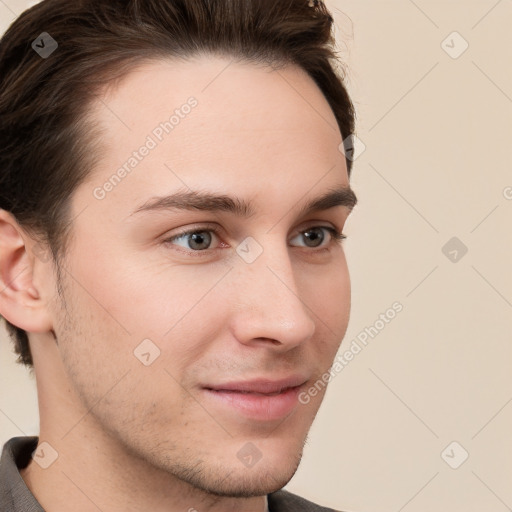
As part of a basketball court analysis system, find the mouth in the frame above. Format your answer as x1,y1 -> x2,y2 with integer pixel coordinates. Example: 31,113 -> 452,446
211,389 -> 288,396
201,376 -> 308,422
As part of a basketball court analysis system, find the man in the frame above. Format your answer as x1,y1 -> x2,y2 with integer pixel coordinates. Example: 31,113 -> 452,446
0,0 -> 358,510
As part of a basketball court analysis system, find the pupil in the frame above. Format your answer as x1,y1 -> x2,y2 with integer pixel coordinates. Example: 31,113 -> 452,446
189,231 -> 211,250
304,228 -> 324,247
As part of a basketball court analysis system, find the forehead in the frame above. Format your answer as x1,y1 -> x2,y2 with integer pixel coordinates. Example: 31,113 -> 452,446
79,56 -> 348,218
95,55 -> 339,128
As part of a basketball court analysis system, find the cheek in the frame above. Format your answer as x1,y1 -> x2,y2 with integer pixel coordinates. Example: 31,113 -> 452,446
301,253 -> 350,323
55,274 -> 211,437
56,246 -> 230,399
65,228 -> 230,338
301,255 -> 351,362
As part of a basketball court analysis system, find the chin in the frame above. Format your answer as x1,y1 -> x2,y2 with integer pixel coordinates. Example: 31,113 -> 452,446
180,451 -> 303,498
140,435 -> 306,499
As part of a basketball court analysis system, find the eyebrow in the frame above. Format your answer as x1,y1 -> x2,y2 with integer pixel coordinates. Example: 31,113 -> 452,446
129,186 -> 358,218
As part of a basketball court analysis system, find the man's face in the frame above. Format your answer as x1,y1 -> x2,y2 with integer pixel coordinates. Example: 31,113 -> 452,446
47,56 -> 354,496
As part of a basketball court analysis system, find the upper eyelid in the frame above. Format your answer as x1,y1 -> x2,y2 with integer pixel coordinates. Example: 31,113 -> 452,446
167,217 -> 343,236
166,222 -> 340,239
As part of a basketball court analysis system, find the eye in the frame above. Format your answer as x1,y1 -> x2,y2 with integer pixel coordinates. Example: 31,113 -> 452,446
290,226 -> 346,248
163,224 -> 346,255
165,226 -> 222,251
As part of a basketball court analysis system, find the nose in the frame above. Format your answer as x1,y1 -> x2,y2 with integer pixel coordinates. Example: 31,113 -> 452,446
228,242 -> 316,351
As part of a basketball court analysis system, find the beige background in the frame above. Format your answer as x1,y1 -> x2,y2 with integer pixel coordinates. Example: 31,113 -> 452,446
1,1 -> 511,511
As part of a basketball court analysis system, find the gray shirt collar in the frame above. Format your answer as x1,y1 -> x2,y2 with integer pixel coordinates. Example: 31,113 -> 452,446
0,437 -> 44,512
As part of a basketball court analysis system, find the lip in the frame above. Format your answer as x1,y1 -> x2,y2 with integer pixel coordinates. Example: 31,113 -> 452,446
202,375 -> 308,422
205,375 -> 308,394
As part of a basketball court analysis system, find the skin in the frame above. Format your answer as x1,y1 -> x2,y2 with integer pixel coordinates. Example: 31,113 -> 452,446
0,56 -> 355,512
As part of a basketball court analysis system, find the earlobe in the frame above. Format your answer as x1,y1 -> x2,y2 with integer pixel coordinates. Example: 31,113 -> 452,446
0,209 -> 54,333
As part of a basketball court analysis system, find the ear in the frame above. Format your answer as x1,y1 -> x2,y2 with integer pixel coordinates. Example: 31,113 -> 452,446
0,209 -> 54,333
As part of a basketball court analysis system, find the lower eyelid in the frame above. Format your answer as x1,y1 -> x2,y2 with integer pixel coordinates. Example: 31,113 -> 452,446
167,227 -> 342,253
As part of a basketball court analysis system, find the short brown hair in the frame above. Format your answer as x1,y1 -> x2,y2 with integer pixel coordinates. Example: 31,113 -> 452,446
0,0 -> 356,367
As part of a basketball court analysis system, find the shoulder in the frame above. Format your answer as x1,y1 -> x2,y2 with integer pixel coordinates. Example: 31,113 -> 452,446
268,489 -> 347,512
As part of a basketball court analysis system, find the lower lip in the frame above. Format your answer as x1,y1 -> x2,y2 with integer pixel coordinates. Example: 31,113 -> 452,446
202,386 -> 302,422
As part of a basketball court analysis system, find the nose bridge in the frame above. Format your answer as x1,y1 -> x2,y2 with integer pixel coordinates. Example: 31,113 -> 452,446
229,237 -> 316,347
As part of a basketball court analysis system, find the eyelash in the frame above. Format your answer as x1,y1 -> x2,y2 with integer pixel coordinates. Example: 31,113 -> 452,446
163,225 -> 347,257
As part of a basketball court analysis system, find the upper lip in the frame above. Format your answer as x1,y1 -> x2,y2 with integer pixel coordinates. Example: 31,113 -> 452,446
204,375 -> 309,394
